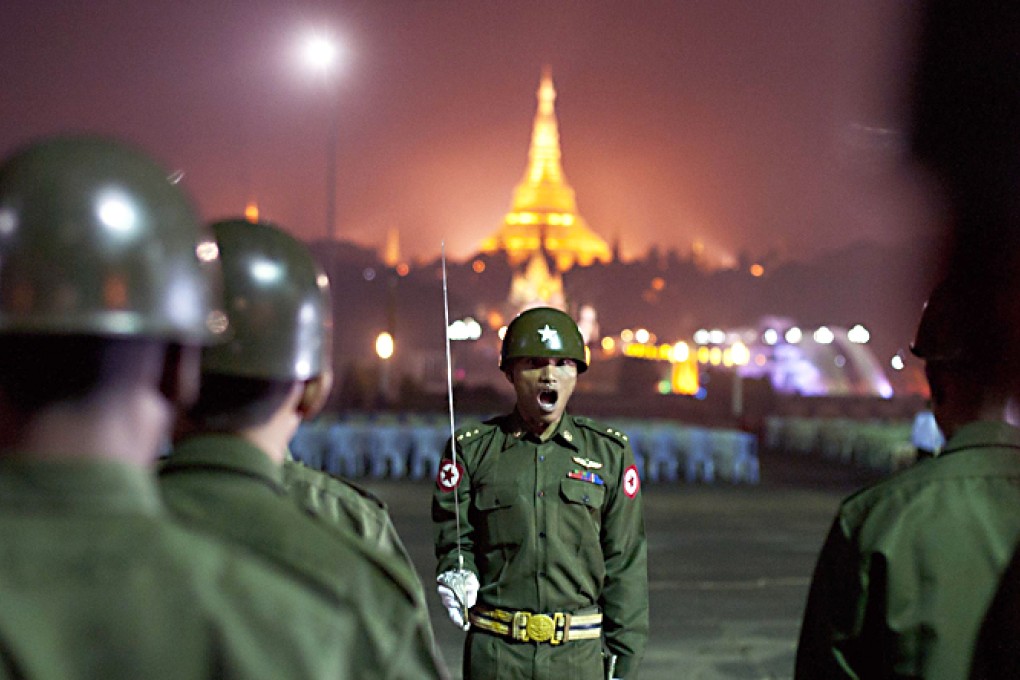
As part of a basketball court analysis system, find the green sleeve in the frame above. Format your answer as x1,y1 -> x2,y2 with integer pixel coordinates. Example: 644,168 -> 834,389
599,438 -> 649,678
794,516 -> 868,679
432,437 -> 477,577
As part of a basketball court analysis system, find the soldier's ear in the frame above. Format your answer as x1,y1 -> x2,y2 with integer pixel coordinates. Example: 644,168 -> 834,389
297,370 -> 333,419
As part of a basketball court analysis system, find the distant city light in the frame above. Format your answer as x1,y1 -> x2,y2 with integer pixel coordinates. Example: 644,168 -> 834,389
363,268 -> 376,281
754,354 -> 767,366
813,326 -> 835,344
396,263 -> 410,276
601,337 -> 616,352
498,325 -> 508,340
672,341 -> 690,362
448,317 -> 482,341
472,259 -> 486,273
244,201 -> 259,223
749,263 -> 765,277
693,329 -> 710,345
785,327 -> 803,344
762,328 -> 779,345
375,331 -> 394,360
730,341 -> 750,366
634,328 -> 651,344
709,329 -> 726,344
834,355 -> 846,368
709,347 -> 722,365
620,329 -> 634,343
651,277 -> 665,291
848,324 -> 870,344
890,354 -> 905,371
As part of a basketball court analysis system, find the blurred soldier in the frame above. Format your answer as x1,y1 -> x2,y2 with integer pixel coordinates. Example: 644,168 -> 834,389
158,219 -> 447,679
433,307 -> 648,680
282,454 -> 426,601
0,135 -> 358,678
795,279 -> 1020,678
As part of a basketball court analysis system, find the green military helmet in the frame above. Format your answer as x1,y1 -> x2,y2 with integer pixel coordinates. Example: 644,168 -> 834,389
0,135 -> 222,343
500,306 -> 588,373
202,219 -> 332,381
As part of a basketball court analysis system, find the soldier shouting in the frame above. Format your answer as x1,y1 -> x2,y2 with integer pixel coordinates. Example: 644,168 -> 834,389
433,307 -> 648,679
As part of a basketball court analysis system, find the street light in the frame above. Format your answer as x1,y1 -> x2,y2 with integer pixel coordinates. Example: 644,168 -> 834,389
302,33 -> 343,241
375,331 -> 394,406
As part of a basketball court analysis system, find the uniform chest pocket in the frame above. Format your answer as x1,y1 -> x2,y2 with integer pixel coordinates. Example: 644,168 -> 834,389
558,479 -> 606,540
472,484 -> 523,547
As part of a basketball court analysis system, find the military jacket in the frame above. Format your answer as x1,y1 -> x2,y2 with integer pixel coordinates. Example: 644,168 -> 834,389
432,412 -> 648,678
282,456 -> 428,606
283,457 -> 416,568
159,435 -> 449,680
795,420 -> 1020,679
0,458 -> 353,679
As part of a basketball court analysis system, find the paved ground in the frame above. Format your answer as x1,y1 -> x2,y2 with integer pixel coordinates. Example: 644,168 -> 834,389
364,451 -> 886,679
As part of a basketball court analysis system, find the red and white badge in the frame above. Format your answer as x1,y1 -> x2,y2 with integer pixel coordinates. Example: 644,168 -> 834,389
436,459 -> 464,492
622,464 -> 640,498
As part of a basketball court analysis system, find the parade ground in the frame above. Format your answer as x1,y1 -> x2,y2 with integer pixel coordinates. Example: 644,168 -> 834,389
367,450 -> 886,680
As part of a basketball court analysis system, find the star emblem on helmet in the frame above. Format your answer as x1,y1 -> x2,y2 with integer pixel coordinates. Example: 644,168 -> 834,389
537,324 -> 562,349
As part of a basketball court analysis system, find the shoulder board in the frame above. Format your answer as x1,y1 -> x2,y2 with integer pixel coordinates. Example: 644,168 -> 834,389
453,421 -> 496,448
573,416 -> 630,446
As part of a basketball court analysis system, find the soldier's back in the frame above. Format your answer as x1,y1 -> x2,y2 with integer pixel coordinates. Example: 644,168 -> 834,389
0,459 -> 349,679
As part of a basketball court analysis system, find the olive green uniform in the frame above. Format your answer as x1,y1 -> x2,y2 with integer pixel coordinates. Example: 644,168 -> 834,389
795,420 -> 1020,679
283,456 -> 416,568
283,456 -> 429,606
0,458 -> 355,679
159,434 -> 449,680
433,412 -> 648,679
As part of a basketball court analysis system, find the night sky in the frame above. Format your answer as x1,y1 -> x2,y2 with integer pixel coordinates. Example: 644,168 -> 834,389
1,1 -> 930,265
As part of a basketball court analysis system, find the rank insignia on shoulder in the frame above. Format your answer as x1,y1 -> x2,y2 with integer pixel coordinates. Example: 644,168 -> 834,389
568,470 -> 605,486
572,456 -> 603,470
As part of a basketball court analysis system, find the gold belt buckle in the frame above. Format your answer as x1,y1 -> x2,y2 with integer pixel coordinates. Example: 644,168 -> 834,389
526,613 -> 555,643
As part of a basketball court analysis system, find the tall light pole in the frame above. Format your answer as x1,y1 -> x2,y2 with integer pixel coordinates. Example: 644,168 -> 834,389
302,34 -> 341,241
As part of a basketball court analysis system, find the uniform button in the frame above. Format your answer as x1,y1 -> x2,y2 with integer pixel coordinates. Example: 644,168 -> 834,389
539,571 -> 546,578
539,455 -> 545,462
583,495 -> 590,503
537,490 -> 545,498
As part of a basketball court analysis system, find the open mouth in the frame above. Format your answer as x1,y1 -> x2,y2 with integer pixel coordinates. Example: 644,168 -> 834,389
538,389 -> 559,412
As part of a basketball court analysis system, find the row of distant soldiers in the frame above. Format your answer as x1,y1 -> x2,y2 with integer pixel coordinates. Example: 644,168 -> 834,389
0,135 -> 448,678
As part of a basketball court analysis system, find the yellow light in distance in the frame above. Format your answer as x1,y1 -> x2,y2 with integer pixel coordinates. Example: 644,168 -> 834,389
709,347 -> 723,365
375,332 -> 394,360
749,263 -> 764,277
601,337 -> 616,352
672,341 -> 689,362
472,259 -> 486,273
244,202 -> 259,223
730,341 -> 751,366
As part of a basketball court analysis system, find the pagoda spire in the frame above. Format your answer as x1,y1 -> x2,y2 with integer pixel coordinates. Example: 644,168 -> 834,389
511,66 -> 577,214
479,68 -> 611,271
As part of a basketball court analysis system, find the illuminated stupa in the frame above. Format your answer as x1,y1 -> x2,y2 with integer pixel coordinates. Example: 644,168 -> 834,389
480,68 -> 612,271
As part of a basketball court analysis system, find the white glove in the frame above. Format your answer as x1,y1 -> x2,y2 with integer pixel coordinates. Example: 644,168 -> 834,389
436,569 -> 479,631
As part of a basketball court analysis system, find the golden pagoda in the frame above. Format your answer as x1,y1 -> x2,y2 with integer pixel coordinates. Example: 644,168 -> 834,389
480,68 -> 612,271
